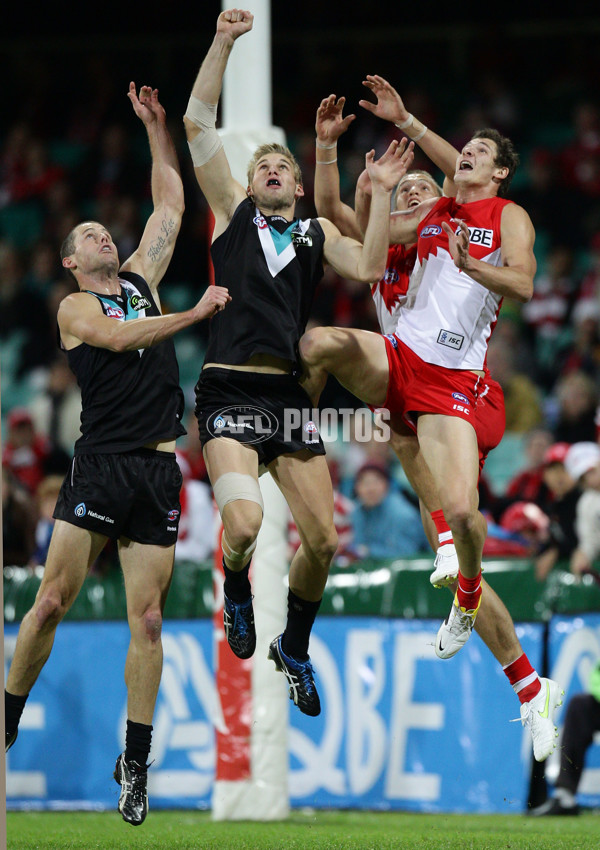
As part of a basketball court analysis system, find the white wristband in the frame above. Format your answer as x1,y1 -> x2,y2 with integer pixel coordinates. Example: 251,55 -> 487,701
395,114 -> 414,130
316,140 -> 337,149
412,126 -> 427,142
316,158 -> 337,165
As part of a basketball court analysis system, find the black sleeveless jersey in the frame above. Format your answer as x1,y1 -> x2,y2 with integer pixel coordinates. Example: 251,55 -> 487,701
204,198 -> 326,368
63,271 -> 186,455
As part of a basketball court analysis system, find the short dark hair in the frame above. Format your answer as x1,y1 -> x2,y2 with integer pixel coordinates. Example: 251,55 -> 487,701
60,227 -> 78,283
472,128 -> 520,197
60,228 -> 77,263
60,222 -> 103,283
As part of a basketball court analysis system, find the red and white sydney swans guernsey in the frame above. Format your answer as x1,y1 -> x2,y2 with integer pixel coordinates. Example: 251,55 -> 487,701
394,195 -> 513,370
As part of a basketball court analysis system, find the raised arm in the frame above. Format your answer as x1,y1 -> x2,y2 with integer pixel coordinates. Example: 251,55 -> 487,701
360,75 -> 459,192
314,95 -> 363,241
182,9 -> 251,239
57,286 -> 231,353
441,203 -> 536,302
320,139 -> 414,282
120,84 -> 184,292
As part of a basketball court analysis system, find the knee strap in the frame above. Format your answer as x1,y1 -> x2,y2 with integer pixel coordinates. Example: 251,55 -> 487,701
212,472 -> 264,515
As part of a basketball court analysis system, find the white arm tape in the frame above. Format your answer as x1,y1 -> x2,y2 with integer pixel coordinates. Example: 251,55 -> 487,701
212,472 -> 264,515
187,130 -> 223,167
185,95 -> 223,167
185,95 -> 218,129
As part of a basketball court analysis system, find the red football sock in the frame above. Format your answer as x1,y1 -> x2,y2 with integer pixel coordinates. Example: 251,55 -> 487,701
431,509 -> 454,547
456,570 -> 482,610
503,654 -> 542,704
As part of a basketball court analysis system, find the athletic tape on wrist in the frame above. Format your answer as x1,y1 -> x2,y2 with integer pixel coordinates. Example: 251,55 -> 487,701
395,113 -> 414,130
412,125 -> 428,142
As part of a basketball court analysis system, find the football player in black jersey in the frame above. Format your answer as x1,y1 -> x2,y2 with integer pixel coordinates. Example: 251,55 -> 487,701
5,82 -> 230,827
183,8 -> 414,717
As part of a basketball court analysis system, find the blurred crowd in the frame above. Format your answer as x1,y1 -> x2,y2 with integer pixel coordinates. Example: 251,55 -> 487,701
3,26 -> 600,578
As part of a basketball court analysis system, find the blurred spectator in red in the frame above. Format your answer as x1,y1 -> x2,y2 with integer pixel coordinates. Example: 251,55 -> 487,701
535,442 -> 581,580
2,406 -> 69,495
552,370 -> 599,444
505,427 -> 554,503
482,501 -> 550,558
174,452 -> 215,564
8,138 -> 64,204
564,442 -> 600,577
2,465 -> 36,567
2,408 -> 52,494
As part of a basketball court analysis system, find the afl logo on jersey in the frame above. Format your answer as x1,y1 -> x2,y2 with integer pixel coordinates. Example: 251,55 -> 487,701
209,405 -> 278,444
75,502 -> 87,517
105,305 -> 125,320
382,268 -> 400,285
384,334 -> 399,349
451,392 -> 470,406
253,214 -> 268,229
303,420 -> 319,444
167,509 -> 180,521
421,224 -> 442,238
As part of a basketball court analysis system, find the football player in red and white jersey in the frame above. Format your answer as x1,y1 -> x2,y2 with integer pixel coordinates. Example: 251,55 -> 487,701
303,75 -> 564,762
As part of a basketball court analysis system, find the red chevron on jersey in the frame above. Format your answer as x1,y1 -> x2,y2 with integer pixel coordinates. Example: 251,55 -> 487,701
372,243 -> 417,334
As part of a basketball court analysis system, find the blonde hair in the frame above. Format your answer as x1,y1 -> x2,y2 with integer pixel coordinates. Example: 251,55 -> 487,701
246,143 -> 303,187
397,170 -> 443,196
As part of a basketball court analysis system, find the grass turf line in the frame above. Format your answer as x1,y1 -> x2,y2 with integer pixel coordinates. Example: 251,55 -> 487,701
6,810 -> 599,850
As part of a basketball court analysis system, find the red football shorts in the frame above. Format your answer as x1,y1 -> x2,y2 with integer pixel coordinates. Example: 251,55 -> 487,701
381,334 -> 505,472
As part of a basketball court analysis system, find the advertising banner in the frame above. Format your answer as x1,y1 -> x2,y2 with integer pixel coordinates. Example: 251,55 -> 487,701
5,617 -> 542,813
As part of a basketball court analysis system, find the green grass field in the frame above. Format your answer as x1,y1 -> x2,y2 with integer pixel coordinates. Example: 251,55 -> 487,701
5,810 -> 599,850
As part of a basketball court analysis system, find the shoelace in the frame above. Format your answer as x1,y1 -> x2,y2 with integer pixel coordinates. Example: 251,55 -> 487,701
295,660 -> 316,696
447,607 -> 475,634
126,764 -> 148,802
227,597 -> 252,636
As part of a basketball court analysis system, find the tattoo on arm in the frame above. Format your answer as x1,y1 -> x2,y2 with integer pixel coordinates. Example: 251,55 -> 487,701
147,218 -> 176,263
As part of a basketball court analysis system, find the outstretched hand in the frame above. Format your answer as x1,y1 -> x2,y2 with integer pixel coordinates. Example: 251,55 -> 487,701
217,8 -> 253,40
359,75 -> 410,127
365,138 -> 414,193
128,83 -> 166,127
315,95 -> 356,145
442,219 -> 472,271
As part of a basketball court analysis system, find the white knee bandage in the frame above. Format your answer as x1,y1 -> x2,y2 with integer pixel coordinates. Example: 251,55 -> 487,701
212,472 -> 264,515
222,533 -> 257,565
185,95 -> 223,167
